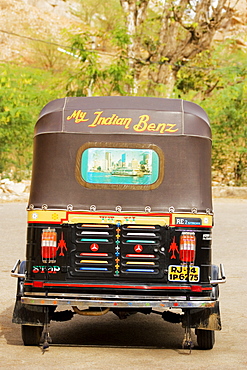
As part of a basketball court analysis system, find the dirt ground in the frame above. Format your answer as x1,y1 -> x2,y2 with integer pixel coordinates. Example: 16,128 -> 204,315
0,199 -> 246,369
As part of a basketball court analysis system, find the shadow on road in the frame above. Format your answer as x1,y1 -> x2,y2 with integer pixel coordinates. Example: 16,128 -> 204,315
1,304 -> 197,351
48,311 -> 190,349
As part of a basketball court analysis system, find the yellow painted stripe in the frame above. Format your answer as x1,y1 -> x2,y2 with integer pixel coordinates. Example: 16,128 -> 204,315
28,210 -> 212,227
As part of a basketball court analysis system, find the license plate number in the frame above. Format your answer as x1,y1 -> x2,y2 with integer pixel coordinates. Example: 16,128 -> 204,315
168,265 -> 200,282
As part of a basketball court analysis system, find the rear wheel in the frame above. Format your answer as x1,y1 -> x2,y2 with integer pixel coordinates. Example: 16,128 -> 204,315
21,325 -> 43,346
196,329 -> 215,350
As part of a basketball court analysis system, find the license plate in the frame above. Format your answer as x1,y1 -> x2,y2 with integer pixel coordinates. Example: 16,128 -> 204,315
168,265 -> 200,282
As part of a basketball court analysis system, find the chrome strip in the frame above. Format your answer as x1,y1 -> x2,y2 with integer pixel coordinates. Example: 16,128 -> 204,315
21,296 -> 216,309
23,292 -> 213,301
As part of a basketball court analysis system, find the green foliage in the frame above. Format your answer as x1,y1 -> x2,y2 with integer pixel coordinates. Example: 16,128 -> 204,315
175,44 -> 247,185
66,31 -> 133,96
0,64 -> 65,180
110,25 -> 130,48
203,81 -> 247,186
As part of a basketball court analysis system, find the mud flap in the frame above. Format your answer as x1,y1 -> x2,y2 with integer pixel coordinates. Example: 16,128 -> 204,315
12,299 -> 45,326
182,301 -> 221,331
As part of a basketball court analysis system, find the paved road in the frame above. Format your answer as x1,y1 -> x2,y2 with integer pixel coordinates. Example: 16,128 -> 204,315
0,199 -> 246,369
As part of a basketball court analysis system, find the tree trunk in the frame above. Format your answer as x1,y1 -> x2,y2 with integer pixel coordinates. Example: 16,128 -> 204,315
120,0 -> 150,93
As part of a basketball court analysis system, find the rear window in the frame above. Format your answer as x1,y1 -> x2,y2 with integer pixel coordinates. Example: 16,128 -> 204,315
76,143 -> 164,190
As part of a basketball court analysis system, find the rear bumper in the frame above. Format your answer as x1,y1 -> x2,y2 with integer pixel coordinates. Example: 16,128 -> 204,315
12,259 -> 225,310
21,295 -> 217,309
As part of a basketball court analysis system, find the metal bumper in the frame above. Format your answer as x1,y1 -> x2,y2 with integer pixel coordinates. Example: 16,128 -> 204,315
21,296 -> 217,309
11,259 -> 25,278
209,264 -> 226,285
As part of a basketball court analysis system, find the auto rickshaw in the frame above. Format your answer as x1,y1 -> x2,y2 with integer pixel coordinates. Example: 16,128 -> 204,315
11,96 -> 226,349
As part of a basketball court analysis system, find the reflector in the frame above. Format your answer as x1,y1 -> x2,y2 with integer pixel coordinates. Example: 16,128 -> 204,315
41,228 -> 57,263
179,232 -> 196,264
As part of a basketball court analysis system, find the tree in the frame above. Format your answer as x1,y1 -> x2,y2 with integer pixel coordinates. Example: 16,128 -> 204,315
119,0 -> 235,97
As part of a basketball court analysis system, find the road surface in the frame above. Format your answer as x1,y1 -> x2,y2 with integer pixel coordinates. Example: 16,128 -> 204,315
0,199 -> 246,369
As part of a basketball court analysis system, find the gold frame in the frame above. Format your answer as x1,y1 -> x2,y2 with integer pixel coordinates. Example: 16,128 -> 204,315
75,142 -> 165,191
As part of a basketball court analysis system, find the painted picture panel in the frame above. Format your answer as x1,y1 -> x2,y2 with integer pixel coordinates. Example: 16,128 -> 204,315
81,147 -> 159,186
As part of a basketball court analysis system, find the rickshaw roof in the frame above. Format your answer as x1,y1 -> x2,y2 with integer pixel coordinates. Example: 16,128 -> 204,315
35,96 -> 211,139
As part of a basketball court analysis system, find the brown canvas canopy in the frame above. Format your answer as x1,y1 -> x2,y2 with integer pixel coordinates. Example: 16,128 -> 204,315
29,97 -> 212,213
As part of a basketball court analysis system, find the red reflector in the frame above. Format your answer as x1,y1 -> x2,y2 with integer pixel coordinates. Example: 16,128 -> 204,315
179,232 -> 196,263
191,285 -> 202,292
33,281 -> 44,288
41,228 -> 57,263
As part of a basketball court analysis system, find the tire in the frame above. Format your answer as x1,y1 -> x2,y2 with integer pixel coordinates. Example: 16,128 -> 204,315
21,325 -> 43,346
196,329 -> 215,350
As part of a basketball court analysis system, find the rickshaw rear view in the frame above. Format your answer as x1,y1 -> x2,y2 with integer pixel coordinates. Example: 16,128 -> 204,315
11,96 -> 226,349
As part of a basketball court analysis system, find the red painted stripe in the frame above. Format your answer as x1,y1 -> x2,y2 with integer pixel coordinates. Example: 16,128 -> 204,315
126,254 -> 156,258
80,253 -> 109,257
171,224 -> 212,228
28,211 -> 173,224
24,281 -> 211,291
25,281 -> 191,290
70,211 -> 170,217
28,221 -> 62,224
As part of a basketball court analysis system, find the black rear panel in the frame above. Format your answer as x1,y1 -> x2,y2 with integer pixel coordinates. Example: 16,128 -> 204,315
69,223 -> 167,281
26,223 -> 211,287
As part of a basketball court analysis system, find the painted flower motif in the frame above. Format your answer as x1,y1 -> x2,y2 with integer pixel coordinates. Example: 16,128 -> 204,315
52,213 -> 59,220
32,213 -> 38,220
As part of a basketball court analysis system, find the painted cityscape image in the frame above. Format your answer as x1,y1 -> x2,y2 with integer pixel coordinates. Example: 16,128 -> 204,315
81,147 -> 159,185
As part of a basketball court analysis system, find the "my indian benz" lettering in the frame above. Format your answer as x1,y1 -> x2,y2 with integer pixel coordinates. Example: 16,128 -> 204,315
66,110 -> 179,134
88,111 -> 132,129
133,115 -> 178,133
